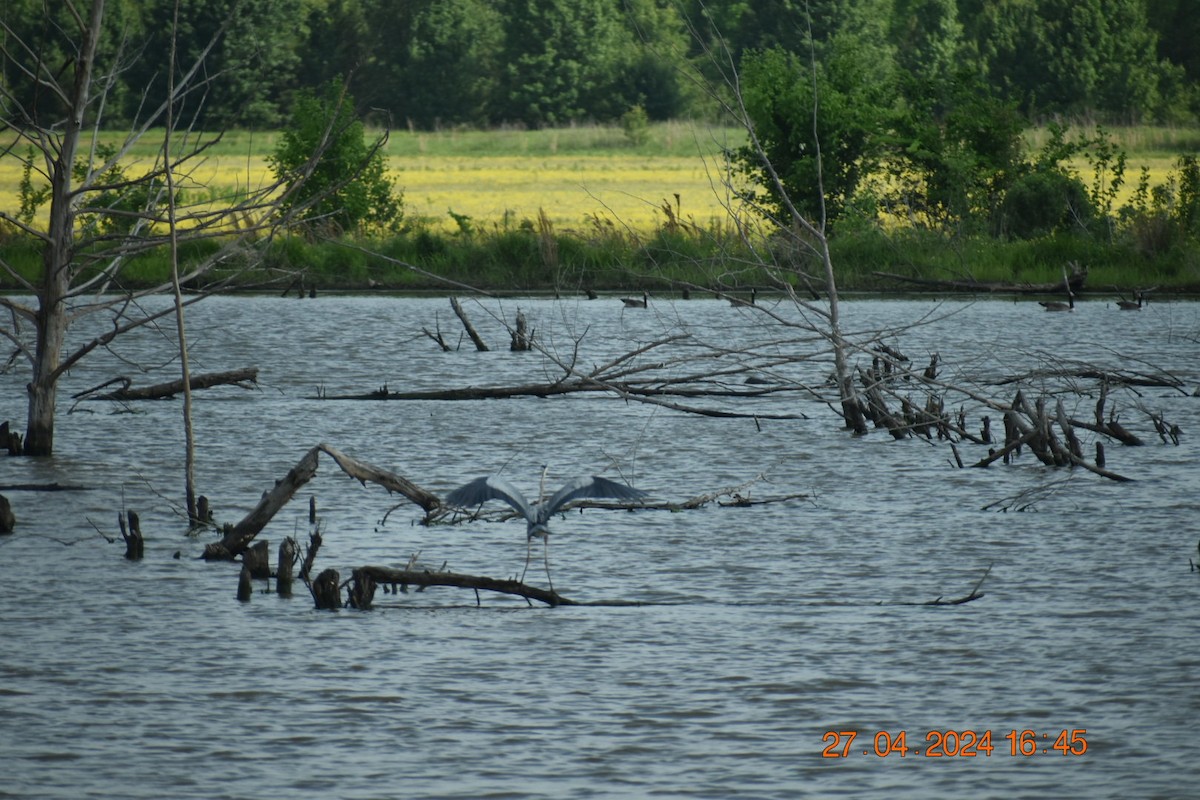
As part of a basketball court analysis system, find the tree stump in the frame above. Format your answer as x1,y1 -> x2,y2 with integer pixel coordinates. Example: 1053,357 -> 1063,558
0,421 -> 23,456
237,564 -> 253,602
277,538 -> 297,597
348,568 -> 378,610
312,568 -> 341,610
243,539 -> 271,579
119,510 -> 143,560
0,494 -> 14,534
510,309 -> 533,351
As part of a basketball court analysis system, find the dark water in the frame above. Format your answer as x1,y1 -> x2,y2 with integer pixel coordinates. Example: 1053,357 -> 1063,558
1,295 -> 1197,799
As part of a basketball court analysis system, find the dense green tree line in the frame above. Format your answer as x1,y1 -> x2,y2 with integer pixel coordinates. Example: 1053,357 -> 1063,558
3,0 -> 1196,130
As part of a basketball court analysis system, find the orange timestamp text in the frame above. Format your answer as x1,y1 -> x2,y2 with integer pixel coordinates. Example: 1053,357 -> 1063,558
821,729 -> 1088,758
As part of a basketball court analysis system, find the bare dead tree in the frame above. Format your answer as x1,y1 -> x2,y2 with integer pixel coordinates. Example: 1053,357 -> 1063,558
0,0 -> 380,461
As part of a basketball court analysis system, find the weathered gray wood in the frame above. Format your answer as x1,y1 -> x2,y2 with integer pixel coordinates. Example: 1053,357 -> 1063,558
84,367 -> 259,401
450,297 -> 489,351
119,510 -> 143,560
244,540 -> 270,579
317,444 -> 441,513
355,566 -> 576,607
277,538 -> 296,596
202,446 -> 320,560
0,494 -> 13,534
312,568 -> 341,610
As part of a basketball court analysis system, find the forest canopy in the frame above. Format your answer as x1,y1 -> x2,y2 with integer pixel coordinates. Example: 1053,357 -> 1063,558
3,0 -> 1195,130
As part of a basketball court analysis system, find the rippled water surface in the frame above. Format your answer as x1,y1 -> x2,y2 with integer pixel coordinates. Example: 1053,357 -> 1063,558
1,295 -> 1198,799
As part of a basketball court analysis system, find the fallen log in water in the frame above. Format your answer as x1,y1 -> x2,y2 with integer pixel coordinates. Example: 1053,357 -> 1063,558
202,445 -> 444,560
75,367 -> 259,401
350,566 -> 575,607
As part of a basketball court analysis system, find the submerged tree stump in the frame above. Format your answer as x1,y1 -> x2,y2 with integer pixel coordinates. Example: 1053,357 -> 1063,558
277,538 -> 297,597
243,539 -> 270,579
119,510 -> 143,560
0,494 -> 14,534
312,568 -> 341,610
0,421 -> 22,456
348,568 -> 378,609
510,309 -> 533,351
237,564 -> 253,602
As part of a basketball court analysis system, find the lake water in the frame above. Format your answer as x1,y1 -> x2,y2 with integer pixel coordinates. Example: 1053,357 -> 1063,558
1,294 -> 1198,799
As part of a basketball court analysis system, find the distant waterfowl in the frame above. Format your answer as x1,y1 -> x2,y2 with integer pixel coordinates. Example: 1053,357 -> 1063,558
444,472 -> 648,592
1039,293 -> 1075,312
621,291 -> 648,308
729,288 -> 757,307
1116,292 -> 1143,310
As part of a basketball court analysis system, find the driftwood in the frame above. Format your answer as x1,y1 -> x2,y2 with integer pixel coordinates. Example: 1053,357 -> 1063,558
76,367 -> 259,401
202,445 -> 443,560
887,565 -> 992,606
318,444 -> 441,513
450,297 -> 489,351
351,566 -> 575,607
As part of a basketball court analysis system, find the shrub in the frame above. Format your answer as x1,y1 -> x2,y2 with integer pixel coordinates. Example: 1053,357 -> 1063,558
269,81 -> 403,237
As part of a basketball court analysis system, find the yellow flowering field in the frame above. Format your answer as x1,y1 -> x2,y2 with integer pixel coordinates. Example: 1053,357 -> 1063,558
0,125 -> 1188,235
394,154 -> 736,232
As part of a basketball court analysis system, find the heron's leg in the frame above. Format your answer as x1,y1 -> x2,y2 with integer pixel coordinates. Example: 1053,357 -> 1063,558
520,535 -> 533,584
544,535 -> 554,594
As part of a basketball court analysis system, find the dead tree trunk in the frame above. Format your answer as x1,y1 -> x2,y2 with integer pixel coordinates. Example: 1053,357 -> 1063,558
312,568 -> 341,610
450,298 -> 489,351
277,537 -> 296,597
119,510 -> 143,560
0,495 -> 13,534
243,539 -> 270,579
202,446 -> 320,560
510,309 -> 533,351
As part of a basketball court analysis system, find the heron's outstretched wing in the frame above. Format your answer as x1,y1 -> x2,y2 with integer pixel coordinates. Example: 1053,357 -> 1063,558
543,475 -> 649,518
445,475 -> 534,523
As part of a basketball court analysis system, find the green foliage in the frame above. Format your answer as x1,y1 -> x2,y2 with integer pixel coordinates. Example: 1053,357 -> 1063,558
621,105 -> 651,146
886,71 -> 1026,231
269,81 -> 403,237
72,144 -> 160,237
998,169 -> 1092,239
17,149 -> 49,228
734,42 -> 895,227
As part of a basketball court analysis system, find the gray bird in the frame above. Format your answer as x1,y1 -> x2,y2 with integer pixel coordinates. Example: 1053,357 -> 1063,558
445,472 -> 648,591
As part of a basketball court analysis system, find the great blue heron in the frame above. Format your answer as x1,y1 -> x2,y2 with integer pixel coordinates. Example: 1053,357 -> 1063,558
444,472 -> 648,591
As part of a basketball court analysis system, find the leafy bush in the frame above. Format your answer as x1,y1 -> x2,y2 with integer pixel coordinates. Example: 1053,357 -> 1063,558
998,168 -> 1093,239
269,81 -> 403,237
